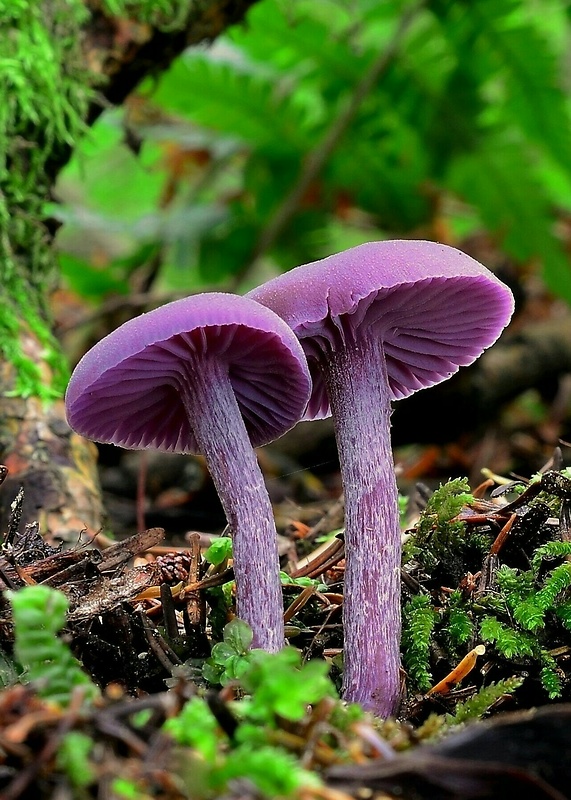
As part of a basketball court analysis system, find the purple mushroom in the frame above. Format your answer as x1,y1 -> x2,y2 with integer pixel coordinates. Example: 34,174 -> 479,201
65,292 -> 311,653
248,240 -> 514,715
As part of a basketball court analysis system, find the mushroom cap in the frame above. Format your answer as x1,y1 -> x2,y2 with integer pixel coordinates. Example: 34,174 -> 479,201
247,240 -> 515,418
65,293 -> 312,453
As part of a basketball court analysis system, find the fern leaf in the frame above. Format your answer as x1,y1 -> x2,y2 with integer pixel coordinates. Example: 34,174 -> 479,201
448,132 -> 571,304
229,0 -> 365,86
151,52 -> 317,153
474,0 -> 571,174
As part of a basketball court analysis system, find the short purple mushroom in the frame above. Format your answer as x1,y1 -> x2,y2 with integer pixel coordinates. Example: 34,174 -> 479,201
248,240 -> 514,715
65,292 -> 311,653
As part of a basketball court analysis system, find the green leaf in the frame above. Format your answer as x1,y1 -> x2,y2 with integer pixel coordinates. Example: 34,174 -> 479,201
56,731 -> 95,789
475,0 -> 571,174
163,696 -> 219,759
204,538 -> 233,566
241,648 -> 334,722
215,745 -> 320,796
210,642 -> 238,665
223,618 -> 253,655
151,52 -> 316,153
448,131 -> 571,304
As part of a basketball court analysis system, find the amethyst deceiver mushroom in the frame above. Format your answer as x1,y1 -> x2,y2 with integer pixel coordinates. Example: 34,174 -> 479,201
65,292 -> 311,653
248,240 -> 514,714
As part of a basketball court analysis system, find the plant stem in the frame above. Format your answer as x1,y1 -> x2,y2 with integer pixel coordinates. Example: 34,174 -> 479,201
324,336 -> 401,716
183,358 -> 284,652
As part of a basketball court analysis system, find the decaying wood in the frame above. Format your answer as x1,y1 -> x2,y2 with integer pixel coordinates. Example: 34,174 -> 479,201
0,373 -> 105,540
66,564 -> 159,621
97,526 -> 165,570
0,520 -> 165,628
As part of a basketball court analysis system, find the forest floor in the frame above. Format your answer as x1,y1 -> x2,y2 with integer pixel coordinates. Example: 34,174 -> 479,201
1,412 -> 571,798
2,265 -> 571,798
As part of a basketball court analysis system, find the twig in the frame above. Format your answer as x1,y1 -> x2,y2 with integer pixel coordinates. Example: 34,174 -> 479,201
184,532 -> 204,628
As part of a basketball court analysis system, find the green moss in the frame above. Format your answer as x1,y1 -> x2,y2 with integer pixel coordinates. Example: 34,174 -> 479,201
0,1 -> 192,399
0,1 -> 89,398
403,473 -> 571,704
403,478 -> 478,574
446,597 -> 474,647
102,0 -> 193,30
445,677 -> 524,725
402,594 -> 437,693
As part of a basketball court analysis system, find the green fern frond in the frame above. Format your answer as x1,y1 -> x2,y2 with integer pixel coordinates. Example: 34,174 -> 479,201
448,131 -> 571,303
473,0 -> 571,174
151,52 -> 318,153
229,0 -> 365,86
329,130 -> 430,231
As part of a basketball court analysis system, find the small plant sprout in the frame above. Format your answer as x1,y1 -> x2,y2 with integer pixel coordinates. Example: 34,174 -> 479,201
65,293 -> 311,652
249,240 -> 514,715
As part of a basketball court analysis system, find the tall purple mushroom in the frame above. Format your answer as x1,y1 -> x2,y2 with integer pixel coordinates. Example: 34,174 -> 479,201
248,240 -> 514,715
65,292 -> 311,653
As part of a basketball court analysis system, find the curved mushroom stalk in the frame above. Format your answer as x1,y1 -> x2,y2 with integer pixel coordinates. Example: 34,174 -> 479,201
183,358 -> 284,650
65,293 -> 312,654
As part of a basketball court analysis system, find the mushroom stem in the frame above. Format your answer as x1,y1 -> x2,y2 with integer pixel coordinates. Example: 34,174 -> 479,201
324,335 -> 401,716
181,357 -> 284,653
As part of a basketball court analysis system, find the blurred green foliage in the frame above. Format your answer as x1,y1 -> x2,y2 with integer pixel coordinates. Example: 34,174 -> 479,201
55,0 -> 571,303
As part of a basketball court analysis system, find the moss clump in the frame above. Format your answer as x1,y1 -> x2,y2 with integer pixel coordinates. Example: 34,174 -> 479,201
0,0 -> 91,397
402,473 -> 571,710
0,1 -> 194,399
102,0 -> 193,30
